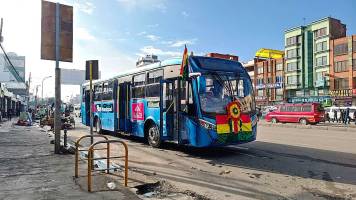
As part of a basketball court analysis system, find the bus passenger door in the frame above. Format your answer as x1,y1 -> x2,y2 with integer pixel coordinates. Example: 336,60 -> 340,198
118,82 -> 131,132
160,80 -> 177,141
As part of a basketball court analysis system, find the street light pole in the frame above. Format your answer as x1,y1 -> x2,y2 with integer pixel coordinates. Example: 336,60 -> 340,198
41,76 -> 52,104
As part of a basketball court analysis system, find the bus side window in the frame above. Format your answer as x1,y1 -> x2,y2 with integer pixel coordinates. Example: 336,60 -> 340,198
132,74 -> 145,98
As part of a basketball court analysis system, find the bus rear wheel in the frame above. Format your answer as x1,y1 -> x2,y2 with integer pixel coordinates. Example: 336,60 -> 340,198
147,124 -> 161,148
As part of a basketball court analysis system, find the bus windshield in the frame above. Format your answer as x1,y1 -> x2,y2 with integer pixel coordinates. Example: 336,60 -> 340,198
198,72 -> 255,117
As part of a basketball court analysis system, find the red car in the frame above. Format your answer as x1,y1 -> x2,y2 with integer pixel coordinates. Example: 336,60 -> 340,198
265,103 -> 324,125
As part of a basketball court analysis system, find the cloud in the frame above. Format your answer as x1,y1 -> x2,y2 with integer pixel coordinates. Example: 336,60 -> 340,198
139,46 -> 180,57
117,0 -> 167,12
181,11 -> 189,17
137,31 -> 147,36
74,1 -> 95,15
147,24 -> 159,28
75,27 -> 95,41
170,39 -> 197,47
146,34 -> 160,41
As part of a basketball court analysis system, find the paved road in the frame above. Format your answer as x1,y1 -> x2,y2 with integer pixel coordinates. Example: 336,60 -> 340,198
0,120 -> 139,200
68,120 -> 356,200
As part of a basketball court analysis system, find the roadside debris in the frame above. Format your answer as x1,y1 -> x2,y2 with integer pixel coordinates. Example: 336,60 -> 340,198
219,170 -> 232,175
107,181 -> 116,190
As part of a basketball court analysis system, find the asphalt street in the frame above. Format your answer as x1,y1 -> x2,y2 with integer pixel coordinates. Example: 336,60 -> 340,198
67,121 -> 356,200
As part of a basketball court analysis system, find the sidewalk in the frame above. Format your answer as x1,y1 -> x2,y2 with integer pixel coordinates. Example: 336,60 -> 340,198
258,120 -> 356,131
0,119 -> 139,200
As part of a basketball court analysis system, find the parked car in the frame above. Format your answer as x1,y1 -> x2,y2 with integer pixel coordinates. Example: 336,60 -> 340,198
325,106 -> 356,121
265,103 -> 324,125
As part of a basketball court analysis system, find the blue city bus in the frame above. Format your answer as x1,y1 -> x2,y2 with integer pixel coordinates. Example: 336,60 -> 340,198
81,55 -> 257,147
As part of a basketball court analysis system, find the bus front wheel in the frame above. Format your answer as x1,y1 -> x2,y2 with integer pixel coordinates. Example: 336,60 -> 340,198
147,124 -> 161,148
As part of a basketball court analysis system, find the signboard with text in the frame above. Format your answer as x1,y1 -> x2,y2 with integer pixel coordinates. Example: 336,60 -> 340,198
132,102 -> 144,121
41,0 -> 73,62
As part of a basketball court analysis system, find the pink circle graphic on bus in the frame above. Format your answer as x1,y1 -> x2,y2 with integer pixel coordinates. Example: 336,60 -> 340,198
132,102 -> 144,121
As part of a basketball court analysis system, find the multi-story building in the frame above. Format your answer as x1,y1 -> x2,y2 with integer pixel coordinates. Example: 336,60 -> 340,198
242,60 -> 254,87
0,52 -> 25,82
329,35 -> 356,106
253,49 -> 285,106
284,17 -> 346,101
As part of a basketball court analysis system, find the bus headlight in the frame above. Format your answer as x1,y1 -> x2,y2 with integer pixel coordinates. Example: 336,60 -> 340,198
199,119 -> 216,130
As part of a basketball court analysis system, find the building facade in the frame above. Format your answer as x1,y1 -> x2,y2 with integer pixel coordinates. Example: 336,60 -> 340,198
0,52 -> 25,82
284,17 -> 346,101
329,35 -> 356,106
254,58 -> 285,106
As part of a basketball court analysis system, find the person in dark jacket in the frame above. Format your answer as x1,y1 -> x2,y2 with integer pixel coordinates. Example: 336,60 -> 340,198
354,110 -> 356,125
333,110 -> 338,122
345,108 -> 350,125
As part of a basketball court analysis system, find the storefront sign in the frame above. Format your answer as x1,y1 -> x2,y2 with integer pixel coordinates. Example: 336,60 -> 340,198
329,89 -> 352,97
256,83 -> 283,89
288,96 -> 331,104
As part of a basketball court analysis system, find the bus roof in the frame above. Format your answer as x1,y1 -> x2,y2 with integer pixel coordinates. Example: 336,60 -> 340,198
83,57 -> 182,86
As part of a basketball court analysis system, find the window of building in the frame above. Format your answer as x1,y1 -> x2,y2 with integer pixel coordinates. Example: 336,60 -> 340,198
266,77 -> 272,84
268,64 -> 272,73
257,66 -> 264,74
276,63 -> 283,71
353,59 -> 356,71
353,41 -> 356,52
132,73 -> 145,98
335,78 -> 349,89
275,76 -> 283,83
334,61 -> 348,72
146,70 -> 163,97
353,77 -> 356,89
257,78 -> 264,85
276,88 -> 283,95
316,56 -> 327,66
286,62 -> 298,72
286,36 -> 298,46
287,76 -> 297,85
315,41 -> 327,52
257,89 -> 264,96
287,49 -> 298,59
314,27 -> 327,38
334,43 -> 348,55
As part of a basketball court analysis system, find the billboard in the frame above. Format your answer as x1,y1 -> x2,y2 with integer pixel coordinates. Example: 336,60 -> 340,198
61,68 -> 101,85
41,1 -> 73,62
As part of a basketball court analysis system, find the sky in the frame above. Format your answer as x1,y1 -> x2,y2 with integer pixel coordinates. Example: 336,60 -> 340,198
0,0 -> 356,101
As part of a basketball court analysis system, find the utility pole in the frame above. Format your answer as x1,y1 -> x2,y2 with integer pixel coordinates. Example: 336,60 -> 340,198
35,85 -> 40,111
89,61 -> 93,144
41,76 -> 52,104
0,18 -> 3,43
54,3 -> 61,154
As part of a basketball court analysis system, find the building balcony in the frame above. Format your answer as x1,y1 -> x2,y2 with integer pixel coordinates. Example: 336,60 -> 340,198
285,56 -> 301,61
285,43 -> 301,48
285,83 -> 301,90
314,64 -> 329,70
314,49 -> 329,54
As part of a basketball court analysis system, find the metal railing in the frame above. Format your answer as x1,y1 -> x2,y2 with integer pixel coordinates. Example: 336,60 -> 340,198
74,135 -> 128,192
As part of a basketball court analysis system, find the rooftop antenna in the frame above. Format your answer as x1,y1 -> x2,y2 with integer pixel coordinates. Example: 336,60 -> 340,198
303,17 -> 306,26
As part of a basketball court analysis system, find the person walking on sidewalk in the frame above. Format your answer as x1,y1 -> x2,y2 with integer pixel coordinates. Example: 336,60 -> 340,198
8,108 -> 12,121
345,107 -> 350,125
333,109 -> 338,122
354,110 -> 356,125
